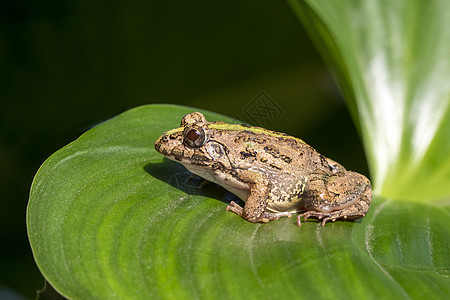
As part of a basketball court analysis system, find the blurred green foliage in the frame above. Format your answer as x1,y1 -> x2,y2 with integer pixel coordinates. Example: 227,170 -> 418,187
1,1 -> 365,298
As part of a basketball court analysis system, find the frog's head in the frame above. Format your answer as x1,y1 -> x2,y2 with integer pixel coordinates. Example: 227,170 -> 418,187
154,112 -> 231,169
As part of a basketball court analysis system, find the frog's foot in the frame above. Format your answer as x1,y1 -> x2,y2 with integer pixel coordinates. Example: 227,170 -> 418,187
226,201 -> 244,216
296,211 -> 331,226
226,202 -> 292,223
260,211 -> 292,222
296,208 -> 367,227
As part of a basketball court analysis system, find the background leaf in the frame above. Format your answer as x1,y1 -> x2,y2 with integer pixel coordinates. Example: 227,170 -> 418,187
289,0 -> 450,202
27,105 -> 450,299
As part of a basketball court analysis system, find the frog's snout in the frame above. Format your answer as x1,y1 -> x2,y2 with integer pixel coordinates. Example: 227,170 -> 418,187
154,135 -> 166,153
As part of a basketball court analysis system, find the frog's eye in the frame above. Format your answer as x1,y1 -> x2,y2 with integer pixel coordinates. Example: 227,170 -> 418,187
183,126 -> 207,147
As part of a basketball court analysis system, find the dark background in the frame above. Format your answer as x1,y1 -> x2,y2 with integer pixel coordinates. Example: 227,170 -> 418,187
0,1 -> 367,298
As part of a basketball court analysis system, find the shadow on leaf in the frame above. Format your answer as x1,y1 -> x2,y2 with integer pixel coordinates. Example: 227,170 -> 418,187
143,157 -> 242,206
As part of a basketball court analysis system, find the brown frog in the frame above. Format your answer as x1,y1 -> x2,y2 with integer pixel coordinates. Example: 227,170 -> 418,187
154,112 -> 372,226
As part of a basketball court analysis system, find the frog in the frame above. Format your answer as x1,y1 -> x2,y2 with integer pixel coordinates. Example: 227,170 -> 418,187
154,112 -> 372,226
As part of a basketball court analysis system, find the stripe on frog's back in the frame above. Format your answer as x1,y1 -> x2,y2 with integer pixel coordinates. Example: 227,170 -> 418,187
164,122 -> 307,148
208,123 -> 306,145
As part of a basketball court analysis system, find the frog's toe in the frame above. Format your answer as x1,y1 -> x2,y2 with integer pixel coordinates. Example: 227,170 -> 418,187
299,211 -> 326,220
226,201 -> 244,216
320,217 -> 337,226
296,211 -> 332,226
296,215 -> 303,226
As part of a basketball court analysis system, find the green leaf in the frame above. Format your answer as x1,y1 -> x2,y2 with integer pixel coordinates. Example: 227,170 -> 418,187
28,0 -> 450,298
289,0 -> 450,202
28,105 -> 450,299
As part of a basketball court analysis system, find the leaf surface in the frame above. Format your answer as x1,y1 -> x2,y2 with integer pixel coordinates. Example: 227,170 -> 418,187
28,105 -> 450,299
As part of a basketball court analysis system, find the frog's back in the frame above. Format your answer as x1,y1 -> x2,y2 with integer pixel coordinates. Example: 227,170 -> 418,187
208,123 -> 329,174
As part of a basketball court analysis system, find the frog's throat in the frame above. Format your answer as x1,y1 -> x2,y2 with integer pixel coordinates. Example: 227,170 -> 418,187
181,162 -> 250,201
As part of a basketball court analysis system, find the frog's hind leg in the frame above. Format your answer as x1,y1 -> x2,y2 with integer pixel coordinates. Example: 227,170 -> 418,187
297,194 -> 370,226
297,171 -> 372,226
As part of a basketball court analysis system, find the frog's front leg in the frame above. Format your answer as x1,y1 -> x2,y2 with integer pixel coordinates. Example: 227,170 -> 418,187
297,171 -> 372,226
225,170 -> 289,223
